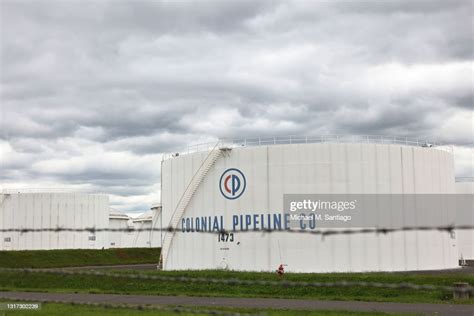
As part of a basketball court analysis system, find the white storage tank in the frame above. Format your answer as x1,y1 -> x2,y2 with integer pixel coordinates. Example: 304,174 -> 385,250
0,192 -> 109,250
455,179 -> 474,264
159,137 -> 459,272
108,208 -> 134,248
150,203 -> 162,248
131,211 -> 153,248
108,209 -> 160,248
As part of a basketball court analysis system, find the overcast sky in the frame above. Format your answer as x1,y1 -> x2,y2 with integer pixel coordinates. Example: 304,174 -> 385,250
1,0 -> 472,214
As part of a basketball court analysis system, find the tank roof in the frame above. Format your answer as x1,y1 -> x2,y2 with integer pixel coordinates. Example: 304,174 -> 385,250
133,211 -> 153,222
109,208 -> 130,220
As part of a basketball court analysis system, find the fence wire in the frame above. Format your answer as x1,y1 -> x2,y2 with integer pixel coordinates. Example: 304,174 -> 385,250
1,224 -> 473,236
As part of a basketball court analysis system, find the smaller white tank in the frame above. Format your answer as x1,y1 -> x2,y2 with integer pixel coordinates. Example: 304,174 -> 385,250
0,192 -> 109,250
455,180 -> 474,263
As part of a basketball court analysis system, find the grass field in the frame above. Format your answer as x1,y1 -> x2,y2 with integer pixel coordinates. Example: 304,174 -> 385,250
0,301 -> 421,316
0,269 -> 472,304
0,248 -> 160,268
0,249 -> 472,307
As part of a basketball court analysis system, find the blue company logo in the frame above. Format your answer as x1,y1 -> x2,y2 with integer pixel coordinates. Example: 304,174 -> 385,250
219,168 -> 246,200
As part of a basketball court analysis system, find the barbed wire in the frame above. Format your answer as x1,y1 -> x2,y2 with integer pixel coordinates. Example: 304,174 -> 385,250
1,224 -> 473,237
0,267 -> 471,293
0,293 -> 252,315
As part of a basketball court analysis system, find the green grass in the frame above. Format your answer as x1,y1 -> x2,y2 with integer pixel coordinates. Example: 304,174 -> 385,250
0,269 -> 472,304
0,248 -> 160,268
0,301 -> 421,315
0,249 -> 471,305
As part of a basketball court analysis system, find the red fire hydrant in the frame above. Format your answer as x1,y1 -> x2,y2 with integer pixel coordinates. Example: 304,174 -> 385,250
277,264 -> 285,277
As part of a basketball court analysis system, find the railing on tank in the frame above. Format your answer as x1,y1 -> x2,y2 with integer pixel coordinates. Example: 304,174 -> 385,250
162,141 -> 222,160
162,135 -> 452,160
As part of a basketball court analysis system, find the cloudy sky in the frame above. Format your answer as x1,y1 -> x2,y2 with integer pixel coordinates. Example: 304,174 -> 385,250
1,0 -> 472,215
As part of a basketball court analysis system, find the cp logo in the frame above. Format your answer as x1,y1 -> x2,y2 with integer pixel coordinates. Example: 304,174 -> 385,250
219,168 -> 246,200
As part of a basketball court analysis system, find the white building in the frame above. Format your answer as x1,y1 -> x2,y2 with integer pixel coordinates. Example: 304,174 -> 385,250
159,136 -> 461,272
0,192 -> 109,250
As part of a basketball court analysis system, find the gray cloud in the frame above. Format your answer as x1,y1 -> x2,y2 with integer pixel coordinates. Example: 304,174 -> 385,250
1,0 -> 472,212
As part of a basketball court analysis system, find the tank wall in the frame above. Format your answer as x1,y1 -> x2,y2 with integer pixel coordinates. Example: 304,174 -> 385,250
162,143 -> 457,272
150,209 -> 162,248
108,218 -> 132,248
0,193 -> 109,250
455,182 -> 474,260
132,221 -> 153,248
109,218 -> 158,248
455,182 -> 474,194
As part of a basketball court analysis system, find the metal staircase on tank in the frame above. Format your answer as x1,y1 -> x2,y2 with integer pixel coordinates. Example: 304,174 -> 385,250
159,142 -> 231,269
